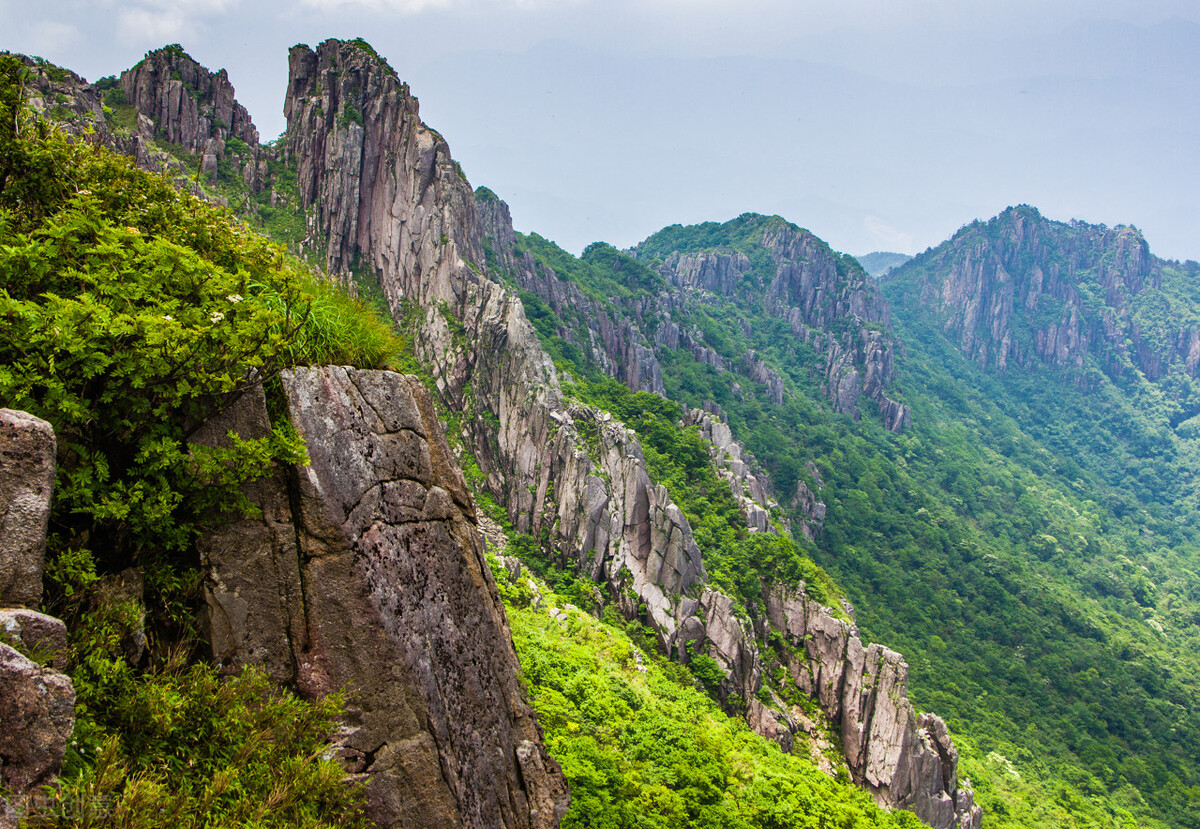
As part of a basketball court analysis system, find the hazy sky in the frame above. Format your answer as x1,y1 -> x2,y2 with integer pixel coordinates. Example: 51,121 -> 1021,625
4,0 -> 1198,260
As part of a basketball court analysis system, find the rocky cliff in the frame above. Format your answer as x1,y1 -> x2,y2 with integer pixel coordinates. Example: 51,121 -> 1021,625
120,45 -> 258,154
762,585 -> 981,829
278,38 -> 975,828
639,217 -> 911,429
196,370 -> 568,828
475,197 -> 912,432
281,39 -> 707,655
20,47 -> 270,200
888,205 -> 1197,387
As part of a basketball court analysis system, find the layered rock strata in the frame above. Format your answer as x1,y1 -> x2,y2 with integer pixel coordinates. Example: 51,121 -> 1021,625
197,371 -> 568,828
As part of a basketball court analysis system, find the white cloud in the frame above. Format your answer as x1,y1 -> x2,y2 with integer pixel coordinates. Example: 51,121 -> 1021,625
864,214 -> 914,253
295,0 -> 575,13
24,20 -> 83,54
115,0 -> 239,46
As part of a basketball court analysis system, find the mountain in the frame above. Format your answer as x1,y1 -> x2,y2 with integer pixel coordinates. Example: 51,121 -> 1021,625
857,251 -> 913,278
8,37 -> 1200,829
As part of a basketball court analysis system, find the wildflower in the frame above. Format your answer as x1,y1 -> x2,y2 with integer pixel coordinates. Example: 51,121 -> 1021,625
161,315 -> 173,321
210,311 -> 225,323
226,293 -> 243,303
125,226 -> 140,234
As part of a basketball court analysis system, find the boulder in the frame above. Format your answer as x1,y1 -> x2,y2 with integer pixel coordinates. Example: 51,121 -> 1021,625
0,609 -> 68,670
0,410 -> 56,608
0,644 -> 75,824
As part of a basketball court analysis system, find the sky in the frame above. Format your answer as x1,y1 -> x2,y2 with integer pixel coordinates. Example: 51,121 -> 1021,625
3,0 -> 1199,260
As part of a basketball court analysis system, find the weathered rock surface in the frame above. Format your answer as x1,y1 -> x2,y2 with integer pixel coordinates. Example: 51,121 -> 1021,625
792,461 -> 828,541
685,406 -> 776,533
764,585 -> 982,829
283,39 -> 706,658
198,369 -> 569,828
121,46 -> 258,154
0,644 -> 75,826
281,40 -> 972,827
0,609 -> 68,670
0,409 -> 56,608
896,204 -> 1195,390
17,56 -> 109,143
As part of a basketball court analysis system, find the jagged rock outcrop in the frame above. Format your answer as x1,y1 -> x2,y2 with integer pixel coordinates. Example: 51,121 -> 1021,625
792,461 -> 828,541
894,205 -> 1195,390
118,46 -> 265,192
121,46 -> 258,154
0,409 -> 56,609
281,41 -> 972,827
282,39 -> 707,652
764,585 -> 982,829
685,406 -> 776,533
640,219 -> 909,426
197,370 -> 569,828
15,56 -> 109,143
475,193 -> 666,394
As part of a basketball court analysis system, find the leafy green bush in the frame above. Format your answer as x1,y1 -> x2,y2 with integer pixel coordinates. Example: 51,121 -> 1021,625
26,656 -> 363,828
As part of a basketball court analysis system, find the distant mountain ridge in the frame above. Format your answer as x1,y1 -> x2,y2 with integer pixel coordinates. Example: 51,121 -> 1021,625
856,251 -> 912,278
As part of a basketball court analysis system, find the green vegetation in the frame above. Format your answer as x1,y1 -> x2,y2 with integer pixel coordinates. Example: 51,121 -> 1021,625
514,209 -> 1200,828
0,57 -> 405,824
489,547 -> 923,829
569,376 -> 842,614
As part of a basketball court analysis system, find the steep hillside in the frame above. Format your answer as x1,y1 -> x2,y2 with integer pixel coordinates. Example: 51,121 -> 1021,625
875,208 -> 1200,828
491,203 -> 1200,828
8,43 -> 980,829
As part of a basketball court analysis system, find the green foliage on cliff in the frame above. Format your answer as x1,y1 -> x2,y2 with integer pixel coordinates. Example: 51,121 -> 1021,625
569,375 -> 842,613
490,554 -> 922,829
0,59 -> 401,824
541,212 -> 1200,828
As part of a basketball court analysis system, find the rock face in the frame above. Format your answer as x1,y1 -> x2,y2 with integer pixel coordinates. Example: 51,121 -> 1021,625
282,39 -> 705,658
0,412 -> 75,828
892,205 -> 1194,387
17,56 -> 109,143
0,409 -> 56,608
121,46 -> 258,154
764,585 -> 982,829
685,406 -> 776,533
197,371 -> 568,829
645,219 -> 911,429
0,609 -> 69,670
0,643 -> 76,826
